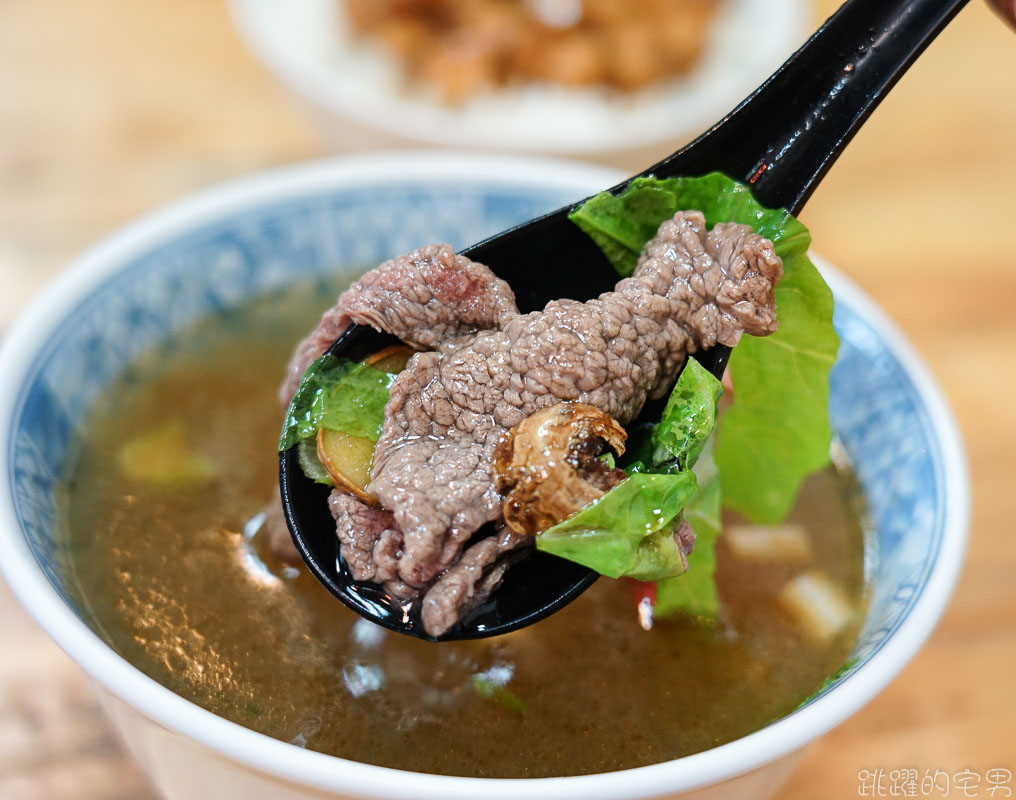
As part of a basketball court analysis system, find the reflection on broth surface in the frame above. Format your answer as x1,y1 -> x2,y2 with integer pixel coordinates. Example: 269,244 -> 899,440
63,280 -> 867,778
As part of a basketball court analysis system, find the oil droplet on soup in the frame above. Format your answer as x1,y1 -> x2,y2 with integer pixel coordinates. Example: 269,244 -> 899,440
62,281 -> 868,778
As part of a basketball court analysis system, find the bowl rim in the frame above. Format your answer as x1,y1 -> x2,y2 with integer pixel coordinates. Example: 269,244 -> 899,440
226,0 -> 810,155
0,151 -> 969,799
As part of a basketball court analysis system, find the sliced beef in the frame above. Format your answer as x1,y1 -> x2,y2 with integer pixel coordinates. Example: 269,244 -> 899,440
633,216 -> 781,349
283,211 -> 783,636
674,518 -> 697,569
279,243 -> 518,407
327,492 -> 399,583
420,525 -> 528,636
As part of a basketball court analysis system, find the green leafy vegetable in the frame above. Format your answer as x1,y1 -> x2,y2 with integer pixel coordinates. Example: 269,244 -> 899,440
536,472 -> 697,581
472,675 -> 528,713
570,172 -> 837,524
536,356 -> 721,583
715,251 -> 837,523
655,454 -> 722,620
651,357 -> 723,471
570,173 -> 810,278
317,362 -> 393,440
279,354 -> 396,452
297,439 -> 333,487
280,354 -> 355,451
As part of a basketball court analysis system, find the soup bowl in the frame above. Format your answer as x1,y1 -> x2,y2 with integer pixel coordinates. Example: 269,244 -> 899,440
0,152 -> 968,800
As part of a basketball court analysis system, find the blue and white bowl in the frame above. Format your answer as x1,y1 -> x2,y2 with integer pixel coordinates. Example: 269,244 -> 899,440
0,153 -> 968,800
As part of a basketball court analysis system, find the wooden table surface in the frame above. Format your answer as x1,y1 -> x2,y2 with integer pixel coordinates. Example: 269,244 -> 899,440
2,1 -> 1015,797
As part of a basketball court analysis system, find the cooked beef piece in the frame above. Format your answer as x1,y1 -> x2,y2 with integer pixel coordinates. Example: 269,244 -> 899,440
283,211 -> 783,636
674,518 -> 697,566
634,215 -> 781,350
420,525 -> 528,636
279,244 -> 518,407
326,492 -> 399,582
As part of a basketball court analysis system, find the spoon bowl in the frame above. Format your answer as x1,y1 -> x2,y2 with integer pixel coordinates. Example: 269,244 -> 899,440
280,0 -> 970,640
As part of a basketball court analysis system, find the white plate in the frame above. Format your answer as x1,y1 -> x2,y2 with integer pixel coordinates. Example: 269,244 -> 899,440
230,0 -> 810,154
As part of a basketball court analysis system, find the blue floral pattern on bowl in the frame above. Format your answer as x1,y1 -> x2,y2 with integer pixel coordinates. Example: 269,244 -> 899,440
5,179 -> 947,708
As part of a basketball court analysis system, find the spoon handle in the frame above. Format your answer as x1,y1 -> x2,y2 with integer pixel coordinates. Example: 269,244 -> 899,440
645,0 -> 971,215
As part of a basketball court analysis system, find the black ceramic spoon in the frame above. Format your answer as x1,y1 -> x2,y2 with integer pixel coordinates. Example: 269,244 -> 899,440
280,0 -> 970,640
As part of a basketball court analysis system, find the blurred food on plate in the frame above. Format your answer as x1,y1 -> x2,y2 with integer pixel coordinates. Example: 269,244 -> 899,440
228,0 -> 807,155
344,0 -> 721,102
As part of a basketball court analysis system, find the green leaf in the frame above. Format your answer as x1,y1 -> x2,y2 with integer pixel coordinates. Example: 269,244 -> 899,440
472,676 -> 528,714
317,362 -> 394,441
568,173 -> 803,278
536,357 -> 720,585
536,472 -> 697,581
715,250 -> 838,523
570,183 -> 682,277
655,454 -> 722,620
651,357 -> 723,471
280,354 -> 355,451
279,354 -> 396,452
569,172 -> 838,525
297,439 -> 333,487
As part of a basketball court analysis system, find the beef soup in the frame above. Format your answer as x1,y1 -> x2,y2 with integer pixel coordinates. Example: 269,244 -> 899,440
63,261 -> 868,778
